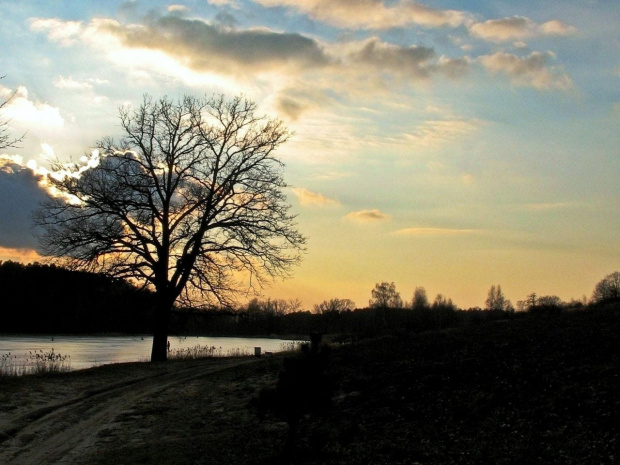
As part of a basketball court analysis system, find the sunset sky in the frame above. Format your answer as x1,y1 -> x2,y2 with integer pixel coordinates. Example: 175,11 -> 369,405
0,0 -> 618,309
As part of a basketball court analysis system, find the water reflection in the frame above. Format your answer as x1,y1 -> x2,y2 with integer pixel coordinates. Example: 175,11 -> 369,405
0,335 -> 293,370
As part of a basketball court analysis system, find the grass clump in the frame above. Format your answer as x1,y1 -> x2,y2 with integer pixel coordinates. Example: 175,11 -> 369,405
279,340 -> 304,352
0,349 -> 71,376
168,344 -> 252,360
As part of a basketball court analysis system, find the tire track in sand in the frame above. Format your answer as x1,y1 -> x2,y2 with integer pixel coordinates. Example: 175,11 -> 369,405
0,358 -> 258,465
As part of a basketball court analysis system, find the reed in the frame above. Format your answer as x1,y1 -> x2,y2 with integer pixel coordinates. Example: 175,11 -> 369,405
279,341 -> 303,352
0,349 -> 71,376
167,344 -> 253,360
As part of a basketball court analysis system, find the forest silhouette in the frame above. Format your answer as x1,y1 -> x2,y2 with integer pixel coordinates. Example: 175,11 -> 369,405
1,260 -> 616,337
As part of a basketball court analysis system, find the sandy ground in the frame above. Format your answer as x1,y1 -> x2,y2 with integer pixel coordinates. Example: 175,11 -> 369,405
0,357 -> 269,465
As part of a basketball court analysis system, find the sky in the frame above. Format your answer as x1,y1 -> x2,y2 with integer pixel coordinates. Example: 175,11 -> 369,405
0,0 -> 618,310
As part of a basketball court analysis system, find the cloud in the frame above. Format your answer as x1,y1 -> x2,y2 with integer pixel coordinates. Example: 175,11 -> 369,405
291,187 -> 340,206
29,18 -> 83,46
393,227 -> 478,236
344,209 -> 391,223
540,20 -> 577,36
0,86 -> 64,127
102,15 -> 329,75
0,246 -> 42,263
404,119 -> 481,148
53,76 -> 93,91
167,4 -> 189,13
29,14 -> 330,93
326,37 -> 470,85
478,51 -> 573,90
254,0 -> 471,30
341,37 -> 435,79
470,16 -> 576,43
0,156 -> 49,249
208,0 -> 238,5
30,13 -> 473,114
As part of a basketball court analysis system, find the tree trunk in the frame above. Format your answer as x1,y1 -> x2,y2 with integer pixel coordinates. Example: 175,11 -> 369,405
151,298 -> 172,362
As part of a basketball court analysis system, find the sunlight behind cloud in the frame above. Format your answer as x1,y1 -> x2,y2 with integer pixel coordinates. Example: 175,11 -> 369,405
0,86 -> 64,127
0,246 -> 42,263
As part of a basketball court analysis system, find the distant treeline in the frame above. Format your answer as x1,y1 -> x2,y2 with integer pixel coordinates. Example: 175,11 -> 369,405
1,261 -> 617,337
0,261 -> 155,334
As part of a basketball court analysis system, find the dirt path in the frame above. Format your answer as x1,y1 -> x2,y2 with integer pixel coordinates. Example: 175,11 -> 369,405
0,358 -> 260,465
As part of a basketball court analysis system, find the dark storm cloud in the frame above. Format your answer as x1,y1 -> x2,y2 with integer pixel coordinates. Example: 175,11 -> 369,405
0,159 -> 47,249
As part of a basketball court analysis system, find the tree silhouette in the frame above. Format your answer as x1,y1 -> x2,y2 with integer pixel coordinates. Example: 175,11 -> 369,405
411,286 -> 430,310
313,298 -> 355,314
485,285 -> 513,312
432,293 -> 457,311
369,281 -> 403,308
591,271 -> 620,304
33,94 -> 306,361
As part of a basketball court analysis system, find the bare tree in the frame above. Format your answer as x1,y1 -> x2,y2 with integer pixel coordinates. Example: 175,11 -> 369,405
369,281 -> 403,309
0,76 -> 25,150
247,297 -> 303,316
313,298 -> 355,314
34,94 -> 306,361
485,285 -> 513,312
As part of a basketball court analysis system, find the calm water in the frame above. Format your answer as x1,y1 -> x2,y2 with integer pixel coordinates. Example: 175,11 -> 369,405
0,335 -> 295,371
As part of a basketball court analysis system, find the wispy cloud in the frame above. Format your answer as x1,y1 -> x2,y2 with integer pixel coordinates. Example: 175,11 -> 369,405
52,76 -> 93,91
403,119 -> 482,148
478,51 -> 573,91
519,202 -> 572,212
254,0 -> 471,30
344,209 -> 391,223
291,187 -> 340,207
470,16 -> 576,43
393,227 -> 479,236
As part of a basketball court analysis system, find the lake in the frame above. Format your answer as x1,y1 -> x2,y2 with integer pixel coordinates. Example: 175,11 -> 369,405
0,335 -> 297,371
